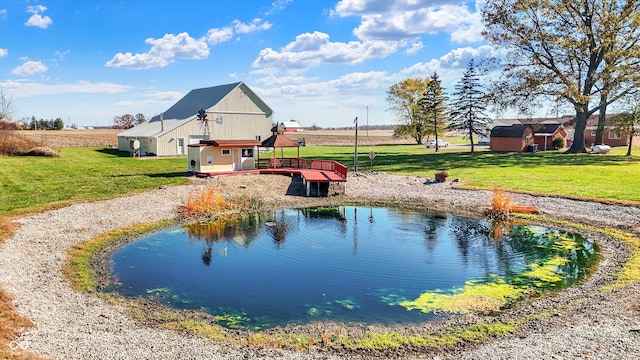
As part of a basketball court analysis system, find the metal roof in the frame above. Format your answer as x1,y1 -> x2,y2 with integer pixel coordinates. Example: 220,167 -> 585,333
118,82 -> 274,138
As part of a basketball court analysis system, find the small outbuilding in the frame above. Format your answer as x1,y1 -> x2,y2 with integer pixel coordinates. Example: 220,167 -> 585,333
532,123 -> 567,150
188,139 -> 261,173
490,125 -> 534,152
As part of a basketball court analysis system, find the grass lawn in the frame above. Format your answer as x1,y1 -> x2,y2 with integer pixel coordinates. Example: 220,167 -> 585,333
0,147 -> 189,217
283,144 -> 640,203
2,144 -> 640,218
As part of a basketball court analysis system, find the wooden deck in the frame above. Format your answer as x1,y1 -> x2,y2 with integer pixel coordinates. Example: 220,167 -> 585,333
192,158 -> 347,197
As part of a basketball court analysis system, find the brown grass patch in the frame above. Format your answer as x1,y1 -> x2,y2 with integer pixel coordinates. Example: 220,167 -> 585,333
0,290 -> 46,359
179,186 -> 264,219
21,147 -> 60,157
0,131 -> 45,155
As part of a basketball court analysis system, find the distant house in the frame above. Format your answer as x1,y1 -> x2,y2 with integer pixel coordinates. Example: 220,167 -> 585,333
117,82 -> 274,156
582,114 -> 640,147
490,125 -> 534,152
531,123 -> 567,150
280,119 -> 303,132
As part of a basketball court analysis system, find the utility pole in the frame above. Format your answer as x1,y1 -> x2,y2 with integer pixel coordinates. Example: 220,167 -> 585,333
366,106 -> 369,137
354,116 -> 358,172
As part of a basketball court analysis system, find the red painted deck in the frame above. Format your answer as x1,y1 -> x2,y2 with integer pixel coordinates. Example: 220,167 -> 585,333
191,158 -> 347,196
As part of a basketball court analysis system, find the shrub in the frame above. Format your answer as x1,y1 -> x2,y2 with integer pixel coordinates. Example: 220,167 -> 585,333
552,137 -> 565,149
22,146 -> 60,157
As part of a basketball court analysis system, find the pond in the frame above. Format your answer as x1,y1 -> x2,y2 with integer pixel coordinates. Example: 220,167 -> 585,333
107,207 -> 598,330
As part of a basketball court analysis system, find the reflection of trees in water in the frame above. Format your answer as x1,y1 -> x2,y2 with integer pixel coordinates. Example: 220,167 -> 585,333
185,214 -> 265,266
447,216 -> 520,278
267,210 -> 290,247
422,213 -> 446,255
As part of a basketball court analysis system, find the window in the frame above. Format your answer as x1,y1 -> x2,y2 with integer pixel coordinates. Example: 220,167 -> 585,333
590,130 -> 597,137
255,135 -> 261,141
525,136 -> 532,145
608,130 -> 622,139
241,148 -> 254,158
221,148 -> 231,156
239,91 -> 246,98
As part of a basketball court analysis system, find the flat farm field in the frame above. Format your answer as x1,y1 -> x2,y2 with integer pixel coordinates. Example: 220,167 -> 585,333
17,129 -> 119,148
16,129 -> 412,148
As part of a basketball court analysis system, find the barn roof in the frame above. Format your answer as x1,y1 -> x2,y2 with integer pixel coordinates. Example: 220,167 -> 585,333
490,124 -> 531,138
118,82 -> 273,139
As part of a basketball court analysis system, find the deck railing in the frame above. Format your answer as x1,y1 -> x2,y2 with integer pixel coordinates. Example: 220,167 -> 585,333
257,158 -> 347,179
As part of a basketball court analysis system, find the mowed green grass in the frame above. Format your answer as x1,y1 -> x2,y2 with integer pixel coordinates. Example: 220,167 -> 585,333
2,144 -> 640,217
284,144 -> 640,203
0,148 -> 188,216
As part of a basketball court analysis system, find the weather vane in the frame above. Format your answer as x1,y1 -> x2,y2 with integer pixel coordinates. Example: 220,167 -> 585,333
197,109 -> 209,139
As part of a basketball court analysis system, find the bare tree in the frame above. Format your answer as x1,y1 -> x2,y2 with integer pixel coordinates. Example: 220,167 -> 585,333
0,89 -> 14,121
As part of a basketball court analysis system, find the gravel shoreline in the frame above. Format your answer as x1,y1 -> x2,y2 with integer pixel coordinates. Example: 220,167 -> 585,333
2,173 -> 640,359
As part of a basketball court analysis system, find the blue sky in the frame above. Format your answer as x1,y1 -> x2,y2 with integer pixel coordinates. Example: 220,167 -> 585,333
0,0 -> 502,128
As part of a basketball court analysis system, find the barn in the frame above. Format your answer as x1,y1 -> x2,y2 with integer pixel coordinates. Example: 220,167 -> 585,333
117,82 -> 274,156
490,125 -> 535,152
280,119 -> 303,132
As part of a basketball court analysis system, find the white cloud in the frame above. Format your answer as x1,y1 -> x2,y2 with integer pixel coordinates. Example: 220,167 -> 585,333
106,32 -> 209,69
0,48 -> 7,57
265,0 -> 294,15
332,0 -> 483,43
11,60 -> 48,75
232,18 -> 272,34
0,79 -> 133,97
253,31 -> 403,74
25,5 -> 52,29
108,18 -> 271,69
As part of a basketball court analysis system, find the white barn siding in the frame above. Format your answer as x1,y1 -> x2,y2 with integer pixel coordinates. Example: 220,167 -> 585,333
116,82 -> 273,156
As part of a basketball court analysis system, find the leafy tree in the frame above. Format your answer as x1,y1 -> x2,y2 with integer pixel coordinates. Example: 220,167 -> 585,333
612,96 -> 640,156
53,118 -> 64,130
448,59 -> 490,154
418,71 -> 449,151
386,77 -> 430,144
135,113 -> 146,125
113,114 -> 135,129
482,0 -> 640,154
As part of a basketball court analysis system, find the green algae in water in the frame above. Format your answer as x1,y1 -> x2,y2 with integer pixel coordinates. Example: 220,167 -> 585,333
399,229 -> 598,315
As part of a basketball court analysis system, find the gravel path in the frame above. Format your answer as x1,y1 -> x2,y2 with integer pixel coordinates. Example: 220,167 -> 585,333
2,173 -> 640,359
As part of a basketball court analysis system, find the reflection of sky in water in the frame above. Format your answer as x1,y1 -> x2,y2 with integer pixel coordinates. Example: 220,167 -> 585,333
110,207 -> 595,328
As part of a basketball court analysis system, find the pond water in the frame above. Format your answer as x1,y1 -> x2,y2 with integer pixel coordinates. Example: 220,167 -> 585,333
108,207 -> 598,330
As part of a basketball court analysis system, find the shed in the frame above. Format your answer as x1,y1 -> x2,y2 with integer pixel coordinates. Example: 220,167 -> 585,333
532,123 -> 567,150
490,125 -> 534,152
117,82 -> 273,156
188,139 -> 261,173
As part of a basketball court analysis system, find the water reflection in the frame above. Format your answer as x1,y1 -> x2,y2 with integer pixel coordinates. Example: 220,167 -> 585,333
111,207 -> 599,328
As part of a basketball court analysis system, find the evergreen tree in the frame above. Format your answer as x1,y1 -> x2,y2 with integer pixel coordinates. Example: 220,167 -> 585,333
449,59 -> 489,153
418,71 -> 448,152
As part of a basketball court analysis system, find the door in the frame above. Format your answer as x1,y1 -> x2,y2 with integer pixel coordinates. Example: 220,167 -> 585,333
177,138 -> 185,155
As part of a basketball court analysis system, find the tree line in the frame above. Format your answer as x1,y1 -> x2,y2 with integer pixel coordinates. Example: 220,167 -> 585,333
389,0 -> 640,155
388,59 -> 489,153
